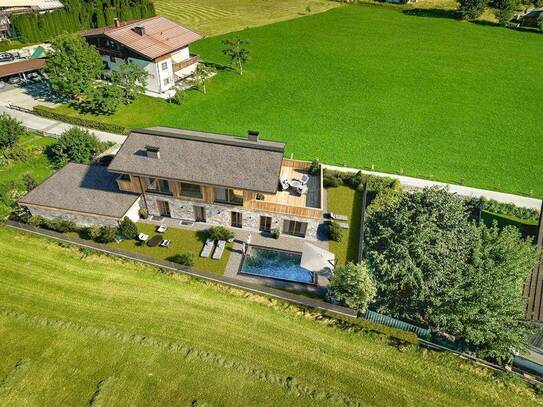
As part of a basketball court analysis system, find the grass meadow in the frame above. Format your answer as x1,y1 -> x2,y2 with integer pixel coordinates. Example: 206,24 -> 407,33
0,225 -> 540,406
52,5 -> 543,197
154,0 -> 340,36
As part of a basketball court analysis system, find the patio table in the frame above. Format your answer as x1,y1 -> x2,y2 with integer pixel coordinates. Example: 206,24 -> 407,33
147,234 -> 163,247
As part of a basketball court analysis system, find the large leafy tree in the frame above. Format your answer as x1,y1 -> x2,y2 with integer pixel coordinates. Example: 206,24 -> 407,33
45,35 -> 103,98
364,187 -> 538,362
85,83 -> 123,115
494,0 -> 517,26
222,39 -> 250,75
111,62 -> 148,103
330,262 -> 376,311
0,113 -> 26,149
46,127 -> 104,168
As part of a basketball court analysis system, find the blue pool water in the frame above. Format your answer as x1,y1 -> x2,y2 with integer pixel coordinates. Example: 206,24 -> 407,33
241,247 -> 314,284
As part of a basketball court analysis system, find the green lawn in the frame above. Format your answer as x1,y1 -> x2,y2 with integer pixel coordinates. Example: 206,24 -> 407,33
327,186 -> 361,266
154,0 -> 340,36
0,133 -> 55,185
50,5 -> 543,197
100,222 -> 232,274
0,225 -> 540,406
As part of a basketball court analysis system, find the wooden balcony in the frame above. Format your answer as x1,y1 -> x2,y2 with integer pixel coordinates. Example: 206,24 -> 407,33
172,54 -> 200,73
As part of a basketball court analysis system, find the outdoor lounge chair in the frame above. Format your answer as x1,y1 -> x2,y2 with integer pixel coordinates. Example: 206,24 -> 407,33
157,224 -> 167,233
279,175 -> 289,191
138,233 -> 149,242
212,240 -> 226,260
330,213 -> 348,221
200,238 -> 214,258
160,239 -> 171,247
300,174 -> 310,185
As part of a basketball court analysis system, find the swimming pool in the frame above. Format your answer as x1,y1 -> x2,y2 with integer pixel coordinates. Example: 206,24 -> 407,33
241,246 -> 314,284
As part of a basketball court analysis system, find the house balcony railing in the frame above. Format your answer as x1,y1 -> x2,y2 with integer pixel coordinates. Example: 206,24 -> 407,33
172,54 -> 200,72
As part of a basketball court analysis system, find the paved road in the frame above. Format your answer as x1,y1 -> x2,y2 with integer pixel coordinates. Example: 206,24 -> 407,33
0,103 -> 125,144
324,164 -> 542,210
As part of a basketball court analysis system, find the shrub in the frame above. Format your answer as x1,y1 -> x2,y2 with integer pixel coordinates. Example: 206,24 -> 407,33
207,226 -> 235,241
138,207 -> 149,219
83,224 -> 101,240
329,262 -> 377,311
308,158 -> 320,175
0,113 -> 26,149
481,198 -> 539,222
33,106 -> 130,135
0,144 -> 31,162
323,172 -> 342,188
271,227 -> 280,239
28,215 -> 46,227
169,89 -> 185,105
22,174 -> 38,191
43,218 -> 77,233
168,252 -> 194,267
46,127 -> 106,168
97,225 -> 117,243
119,217 -> 138,239
329,221 -> 343,242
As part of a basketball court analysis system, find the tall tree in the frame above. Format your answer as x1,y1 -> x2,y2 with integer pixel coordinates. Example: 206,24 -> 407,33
364,187 -> 538,362
330,262 -> 376,311
0,113 -> 26,150
45,35 -> 103,98
191,64 -> 216,94
494,0 -> 517,25
110,62 -> 148,103
222,38 -> 250,75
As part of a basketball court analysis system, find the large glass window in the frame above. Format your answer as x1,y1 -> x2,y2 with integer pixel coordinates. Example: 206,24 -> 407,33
179,183 -> 203,199
145,178 -> 172,195
260,216 -> 272,232
214,187 -> 243,205
283,220 -> 307,237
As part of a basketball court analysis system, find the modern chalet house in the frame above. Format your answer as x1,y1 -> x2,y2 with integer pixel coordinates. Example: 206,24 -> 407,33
82,16 -> 202,99
20,128 -> 324,240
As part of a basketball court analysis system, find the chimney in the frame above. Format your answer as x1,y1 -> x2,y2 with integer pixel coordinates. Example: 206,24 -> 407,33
247,130 -> 259,142
113,18 -> 121,28
133,25 -> 146,36
145,145 -> 160,159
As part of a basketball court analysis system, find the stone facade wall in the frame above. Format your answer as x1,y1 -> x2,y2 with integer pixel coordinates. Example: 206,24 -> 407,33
144,193 -> 320,240
27,206 -> 120,227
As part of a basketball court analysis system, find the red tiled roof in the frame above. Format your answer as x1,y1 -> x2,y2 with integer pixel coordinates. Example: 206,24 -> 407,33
82,16 -> 202,60
0,58 -> 45,79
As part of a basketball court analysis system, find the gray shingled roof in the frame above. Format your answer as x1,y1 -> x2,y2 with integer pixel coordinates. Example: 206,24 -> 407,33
108,127 -> 286,194
20,163 -> 140,218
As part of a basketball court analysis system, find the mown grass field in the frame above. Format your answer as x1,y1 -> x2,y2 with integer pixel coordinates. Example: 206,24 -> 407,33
0,225 -> 540,406
154,0 -> 340,36
53,5 -> 543,197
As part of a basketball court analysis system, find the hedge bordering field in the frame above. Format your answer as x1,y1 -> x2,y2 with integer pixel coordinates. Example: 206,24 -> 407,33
33,106 -> 130,135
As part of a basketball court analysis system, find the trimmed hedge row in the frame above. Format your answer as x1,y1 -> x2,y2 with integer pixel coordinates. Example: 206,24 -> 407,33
321,310 -> 420,345
481,198 -> 540,222
33,106 -> 130,135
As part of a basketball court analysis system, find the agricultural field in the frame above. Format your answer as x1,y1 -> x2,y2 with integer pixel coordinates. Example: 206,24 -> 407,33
50,5 -> 543,197
0,225 -> 540,406
154,0 -> 340,36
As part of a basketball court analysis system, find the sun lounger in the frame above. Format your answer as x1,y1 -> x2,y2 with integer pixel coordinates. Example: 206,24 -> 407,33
212,240 -> 226,260
138,233 -> 149,242
300,174 -> 310,185
330,213 -> 348,221
338,222 -> 349,229
160,239 -> 171,247
279,174 -> 289,190
157,224 -> 167,233
200,238 -> 214,258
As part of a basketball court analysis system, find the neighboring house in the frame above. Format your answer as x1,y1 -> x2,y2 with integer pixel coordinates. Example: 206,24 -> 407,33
20,127 -> 324,240
511,7 -> 543,28
82,16 -> 202,99
0,0 -> 64,38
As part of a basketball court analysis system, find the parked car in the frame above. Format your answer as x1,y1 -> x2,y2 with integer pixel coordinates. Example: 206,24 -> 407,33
0,53 -> 15,62
7,76 -> 21,84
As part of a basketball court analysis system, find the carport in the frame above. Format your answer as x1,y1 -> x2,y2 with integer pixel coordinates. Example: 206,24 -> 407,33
0,58 -> 46,82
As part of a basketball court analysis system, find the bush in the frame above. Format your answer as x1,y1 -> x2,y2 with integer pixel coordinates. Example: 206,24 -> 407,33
43,218 -> 77,233
28,215 -> 46,227
0,144 -> 31,162
271,227 -> 280,239
168,252 -> 194,267
119,217 -> 138,239
22,174 -> 38,191
169,89 -> 185,105
46,127 -> 106,168
33,106 -> 130,135
329,262 -> 377,311
0,113 -> 26,149
329,221 -> 343,242
308,158 -> 320,175
138,208 -> 149,219
481,198 -> 539,222
83,224 -> 101,240
323,172 -> 342,188
207,226 -> 235,241
96,225 -> 117,243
